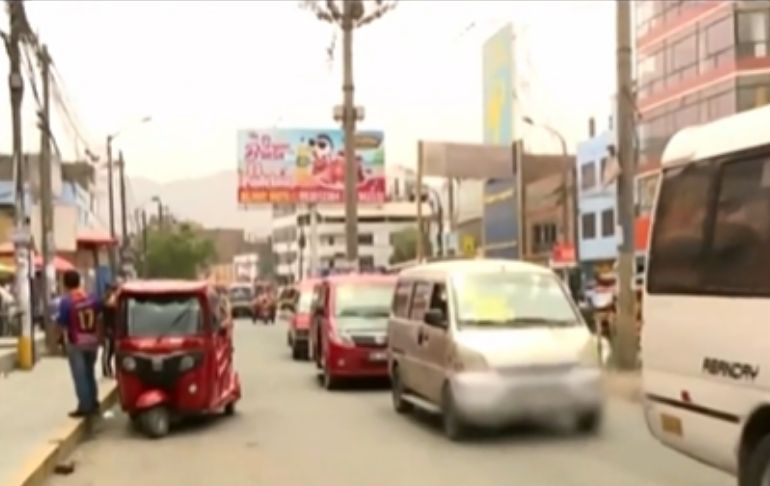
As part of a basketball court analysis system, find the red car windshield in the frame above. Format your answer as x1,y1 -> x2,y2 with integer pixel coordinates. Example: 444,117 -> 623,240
124,295 -> 202,337
334,283 -> 394,323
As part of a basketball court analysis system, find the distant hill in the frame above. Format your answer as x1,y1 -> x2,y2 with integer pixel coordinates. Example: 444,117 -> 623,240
96,170 -> 273,237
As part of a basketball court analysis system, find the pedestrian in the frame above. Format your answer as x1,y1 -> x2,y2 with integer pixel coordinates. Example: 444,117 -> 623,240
101,283 -> 120,378
57,269 -> 102,418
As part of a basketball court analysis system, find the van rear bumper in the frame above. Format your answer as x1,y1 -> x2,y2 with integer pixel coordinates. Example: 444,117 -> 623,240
450,367 -> 603,426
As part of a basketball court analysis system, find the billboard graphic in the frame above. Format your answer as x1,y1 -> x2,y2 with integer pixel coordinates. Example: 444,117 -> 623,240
482,23 -> 519,258
483,23 -> 514,145
237,129 -> 386,204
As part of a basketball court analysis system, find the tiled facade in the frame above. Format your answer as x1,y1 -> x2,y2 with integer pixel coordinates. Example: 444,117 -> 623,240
636,0 -> 770,181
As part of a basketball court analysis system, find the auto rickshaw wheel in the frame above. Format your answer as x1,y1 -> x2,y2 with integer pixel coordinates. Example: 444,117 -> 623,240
224,401 -> 236,416
140,406 -> 170,439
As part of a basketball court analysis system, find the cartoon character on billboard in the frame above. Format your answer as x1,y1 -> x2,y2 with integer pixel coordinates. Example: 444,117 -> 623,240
307,132 -> 370,186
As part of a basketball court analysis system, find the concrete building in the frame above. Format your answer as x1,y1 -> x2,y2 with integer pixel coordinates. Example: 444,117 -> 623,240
520,152 -> 577,266
576,121 -> 617,268
635,0 -> 770,216
271,202 -> 434,282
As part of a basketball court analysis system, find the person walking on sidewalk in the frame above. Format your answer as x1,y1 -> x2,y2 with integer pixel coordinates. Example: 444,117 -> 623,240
57,270 -> 103,418
101,283 -> 118,378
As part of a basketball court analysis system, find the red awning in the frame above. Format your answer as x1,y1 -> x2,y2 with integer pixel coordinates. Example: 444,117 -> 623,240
34,255 -> 75,272
635,216 -> 651,252
77,230 -> 117,247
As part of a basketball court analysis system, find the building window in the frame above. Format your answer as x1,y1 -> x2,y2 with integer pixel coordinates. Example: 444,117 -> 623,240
581,162 -> 596,190
358,233 -> 374,245
699,15 -> 735,73
532,222 -> 557,253
359,255 -> 375,269
600,157 -> 608,183
739,84 -> 770,111
601,209 -> 615,237
581,213 -> 596,240
737,10 -> 770,59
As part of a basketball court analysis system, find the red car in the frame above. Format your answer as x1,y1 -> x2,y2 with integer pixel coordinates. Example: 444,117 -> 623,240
308,273 -> 397,389
287,279 -> 319,360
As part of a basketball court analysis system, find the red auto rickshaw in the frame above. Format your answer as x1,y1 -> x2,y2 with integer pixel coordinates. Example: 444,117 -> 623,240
115,280 -> 242,438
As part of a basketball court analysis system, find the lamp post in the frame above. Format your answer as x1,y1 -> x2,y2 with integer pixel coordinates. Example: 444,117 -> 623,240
105,116 -> 151,276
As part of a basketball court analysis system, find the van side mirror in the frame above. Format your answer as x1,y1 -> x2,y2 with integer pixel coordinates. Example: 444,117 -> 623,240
424,308 -> 446,328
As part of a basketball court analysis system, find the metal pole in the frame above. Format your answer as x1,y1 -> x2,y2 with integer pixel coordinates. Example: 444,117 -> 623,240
342,0 -> 358,269
308,203 -> 318,276
141,210 -> 148,277
514,140 -> 525,259
118,150 -> 128,274
415,141 -> 424,261
614,0 -> 637,370
106,136 -> 117,277
6,0 -> 34,369
38,44 -> 54,350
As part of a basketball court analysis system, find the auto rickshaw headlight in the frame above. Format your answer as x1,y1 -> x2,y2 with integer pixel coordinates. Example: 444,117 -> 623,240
121,356 -> 137,372
179,355 -> 196,372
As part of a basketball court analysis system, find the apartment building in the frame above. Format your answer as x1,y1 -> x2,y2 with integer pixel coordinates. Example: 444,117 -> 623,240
271,202 -> 434,282
635,0 -> 770,214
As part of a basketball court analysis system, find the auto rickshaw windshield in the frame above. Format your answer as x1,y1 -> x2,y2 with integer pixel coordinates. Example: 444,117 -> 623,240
125,294 -> 203,337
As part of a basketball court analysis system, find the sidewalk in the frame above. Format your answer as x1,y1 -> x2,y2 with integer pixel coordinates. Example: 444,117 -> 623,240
602,369 -> 642,402
0,355 -> 117,486
0,333 -> 47,374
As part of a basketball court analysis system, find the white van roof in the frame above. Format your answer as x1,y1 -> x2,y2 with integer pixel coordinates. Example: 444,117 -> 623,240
661,104 -> 770,170
398,258 -> 551,279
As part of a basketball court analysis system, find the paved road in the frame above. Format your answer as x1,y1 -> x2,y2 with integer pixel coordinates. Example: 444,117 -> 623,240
48,321 -> 733,486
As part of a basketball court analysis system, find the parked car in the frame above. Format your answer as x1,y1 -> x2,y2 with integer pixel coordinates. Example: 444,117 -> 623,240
387,259 -> 604,441
287,279 -> 318,360
308,273 -> 396,389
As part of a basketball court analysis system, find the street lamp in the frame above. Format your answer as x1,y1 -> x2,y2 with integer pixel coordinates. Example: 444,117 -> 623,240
151,195 -> 163,228
523,116 -> 580,290
105,116 -> 152,276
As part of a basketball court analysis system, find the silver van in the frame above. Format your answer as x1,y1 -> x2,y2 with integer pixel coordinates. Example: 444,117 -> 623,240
387,259 -> 604,440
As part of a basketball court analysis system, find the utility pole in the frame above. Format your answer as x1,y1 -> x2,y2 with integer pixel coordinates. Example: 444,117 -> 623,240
118,150 -> 128,276
340,0 -> 358,269
4,0 -> 34,369
614,0 -> 638,370
106,135 -> 117,277
141,209 -> 148,277
303,0 -> 396,270
37,43 -> 54,349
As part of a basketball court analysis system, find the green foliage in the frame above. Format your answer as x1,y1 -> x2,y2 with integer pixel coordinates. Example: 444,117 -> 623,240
389,227 -> 431,265
257,242 -> 277,279
143,223 -> 216,279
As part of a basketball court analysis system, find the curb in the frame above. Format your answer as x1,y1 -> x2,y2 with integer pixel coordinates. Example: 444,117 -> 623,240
10,382 -> 119,486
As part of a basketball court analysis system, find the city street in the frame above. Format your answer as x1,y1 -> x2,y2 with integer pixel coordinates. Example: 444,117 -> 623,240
48,321 -> 733,486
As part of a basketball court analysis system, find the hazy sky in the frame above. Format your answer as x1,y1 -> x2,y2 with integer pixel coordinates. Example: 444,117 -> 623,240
0,0 -> 615,185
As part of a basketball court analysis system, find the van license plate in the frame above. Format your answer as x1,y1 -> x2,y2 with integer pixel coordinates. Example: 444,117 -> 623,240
369,351 -> 387,362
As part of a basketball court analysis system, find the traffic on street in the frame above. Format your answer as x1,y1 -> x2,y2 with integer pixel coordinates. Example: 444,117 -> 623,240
46,320 -> 731,486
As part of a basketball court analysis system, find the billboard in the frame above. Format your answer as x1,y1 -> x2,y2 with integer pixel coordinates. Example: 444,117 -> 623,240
482,23 -> 519,258
237,129 -> 386,204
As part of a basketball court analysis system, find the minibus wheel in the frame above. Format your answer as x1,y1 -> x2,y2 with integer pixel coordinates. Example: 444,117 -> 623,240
742,434 -> 770,486
390,365 -> 412,414
441,385 -> 467,441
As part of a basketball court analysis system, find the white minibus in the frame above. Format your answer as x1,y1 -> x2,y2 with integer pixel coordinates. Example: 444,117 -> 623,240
643,103 -> 770,486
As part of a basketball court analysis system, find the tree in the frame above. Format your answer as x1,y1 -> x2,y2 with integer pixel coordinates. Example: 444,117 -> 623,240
257,238 -> 277,280
389,227 -> 431,265
144,223 -> 216,279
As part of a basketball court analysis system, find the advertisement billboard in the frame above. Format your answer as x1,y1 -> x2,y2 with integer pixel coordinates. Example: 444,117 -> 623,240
237,129 -> 385,204
481,23 -> 519,258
